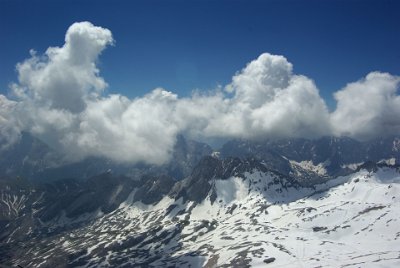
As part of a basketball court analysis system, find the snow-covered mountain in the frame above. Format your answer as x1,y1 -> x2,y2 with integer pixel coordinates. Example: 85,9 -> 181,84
221,136 -> 400,170
2,133 -> 399,183
1,155 -> 399,267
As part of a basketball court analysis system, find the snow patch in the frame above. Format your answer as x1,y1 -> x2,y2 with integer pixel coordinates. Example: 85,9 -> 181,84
378,158 -> 396,165
290,159 -> 329,176
215,176 -> 248,203
341,162 -> 364,170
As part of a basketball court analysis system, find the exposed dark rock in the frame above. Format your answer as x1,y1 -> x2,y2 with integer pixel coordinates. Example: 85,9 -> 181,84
134,174 -> 175,205
264,257 -> 276,264
313,226 -> 328,232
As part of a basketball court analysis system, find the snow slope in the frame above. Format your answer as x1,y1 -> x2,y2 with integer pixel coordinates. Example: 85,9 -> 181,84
5,166 -> 400,267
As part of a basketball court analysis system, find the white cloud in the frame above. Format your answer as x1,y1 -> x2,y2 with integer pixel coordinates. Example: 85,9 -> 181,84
331,72 -> 400,140
0,95 -> 20,149
172,53 -> 331,140
223,53 -> 331,139
14,21 -> 113,113
0,22 -> 398,164
226,53 -> 292,108
247,74 -> 331,139
4,22 -> 181,164
74,90 -> 180,164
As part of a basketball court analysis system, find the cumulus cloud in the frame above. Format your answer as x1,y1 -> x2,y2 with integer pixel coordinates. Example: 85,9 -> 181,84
74,90 -> 180,164
0,21 -> 398,164
224,54 -> 331,139
0,95 -> 20,149
331,72 -> 400,140
226,53 -> 293,107
14,21 -> 113,113
4,21 -> 180,164
173,53 -> 331,140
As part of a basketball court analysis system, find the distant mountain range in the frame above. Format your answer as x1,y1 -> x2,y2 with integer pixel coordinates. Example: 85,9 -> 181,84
1,132 -> 399,183
0,133 -> 213,181
0,133 -> 400,267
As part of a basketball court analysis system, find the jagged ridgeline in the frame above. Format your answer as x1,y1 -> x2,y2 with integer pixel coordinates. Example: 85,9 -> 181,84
1,134 -> 400,267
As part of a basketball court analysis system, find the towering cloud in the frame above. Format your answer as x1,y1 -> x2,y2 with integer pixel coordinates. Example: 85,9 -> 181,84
224,53 -> 331,139
7,22 -> 181,164
0,22 -> 398,164
171,53 -> 331,140
14,21 -> 113,113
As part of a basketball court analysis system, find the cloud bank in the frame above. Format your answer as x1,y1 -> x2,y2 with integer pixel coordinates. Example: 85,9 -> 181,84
1,22 -> 399,164
331,72 -> 400,140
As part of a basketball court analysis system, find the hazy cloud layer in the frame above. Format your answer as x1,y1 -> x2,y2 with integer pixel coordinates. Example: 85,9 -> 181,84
0,22 -> 399,164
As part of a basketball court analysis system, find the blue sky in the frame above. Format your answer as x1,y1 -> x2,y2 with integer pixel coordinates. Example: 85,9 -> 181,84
1,0 -> 399,109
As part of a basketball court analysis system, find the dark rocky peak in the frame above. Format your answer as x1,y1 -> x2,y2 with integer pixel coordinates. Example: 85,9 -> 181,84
356,160 -> 400,173
262,138 -> 314,161
220,157 -> 274,179
34,173 -> 137,221
86,171 -> 126,188
0,132 -> 63,179
134,174 -> 175,205
364,136 -> 400,161
356,161 -> 380,173
311,136 -> 363,164
220,136 -> 364,164
166,134 -> 213,180
174,134 -> 212,156
219,136 -> 400,175
220,157 -> 244,178
38,177 -> 82,194
220,140 -> 292,175
169,155 -> 293,204
169,156 -> 223,203
190,156 -> 223,181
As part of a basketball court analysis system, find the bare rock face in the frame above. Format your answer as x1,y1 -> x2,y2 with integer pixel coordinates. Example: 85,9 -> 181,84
134,174 -> 175,205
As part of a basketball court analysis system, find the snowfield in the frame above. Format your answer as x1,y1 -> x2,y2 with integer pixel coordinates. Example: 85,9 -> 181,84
5,166 -> 399,267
